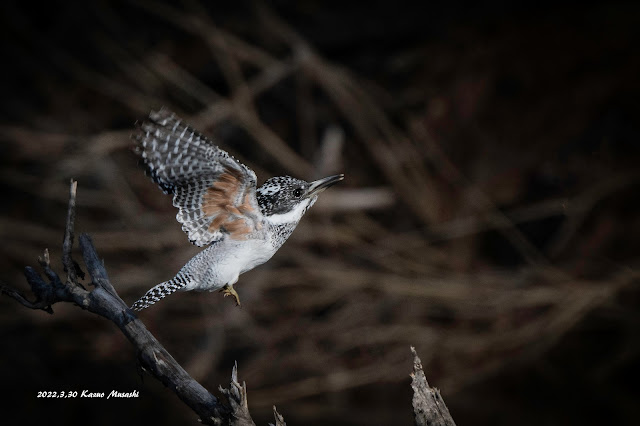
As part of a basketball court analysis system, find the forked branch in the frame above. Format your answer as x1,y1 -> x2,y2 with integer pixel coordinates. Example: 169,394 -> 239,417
0,180 -> 259,426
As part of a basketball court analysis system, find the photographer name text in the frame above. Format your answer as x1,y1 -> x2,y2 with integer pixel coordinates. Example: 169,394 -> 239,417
37,390 -> 139,399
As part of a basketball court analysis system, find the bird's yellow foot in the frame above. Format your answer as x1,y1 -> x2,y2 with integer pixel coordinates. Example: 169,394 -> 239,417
220,284 -> 241,307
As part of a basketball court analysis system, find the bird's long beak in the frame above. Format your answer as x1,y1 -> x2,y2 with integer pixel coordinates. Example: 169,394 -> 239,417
306,174 -> 344,197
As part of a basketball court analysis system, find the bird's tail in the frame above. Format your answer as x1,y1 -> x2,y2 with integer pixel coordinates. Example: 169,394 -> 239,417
131,278 -> 188,311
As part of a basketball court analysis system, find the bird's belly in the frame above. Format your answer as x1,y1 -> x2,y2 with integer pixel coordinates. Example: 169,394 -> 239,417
238,240 -> 276,274
192,239 -> 276,292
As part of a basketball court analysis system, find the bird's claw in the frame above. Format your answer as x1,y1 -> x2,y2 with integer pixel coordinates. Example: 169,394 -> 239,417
220,284 -> 241,307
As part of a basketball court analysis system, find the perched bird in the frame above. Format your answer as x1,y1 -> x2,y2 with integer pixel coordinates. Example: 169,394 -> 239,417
131,109 -> 343,311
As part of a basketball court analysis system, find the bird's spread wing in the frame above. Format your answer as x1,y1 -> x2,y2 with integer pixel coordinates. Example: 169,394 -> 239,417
134,108 -> 262,246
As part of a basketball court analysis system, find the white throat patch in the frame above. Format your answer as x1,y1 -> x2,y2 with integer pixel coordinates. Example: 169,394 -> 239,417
266,197 -> 316,225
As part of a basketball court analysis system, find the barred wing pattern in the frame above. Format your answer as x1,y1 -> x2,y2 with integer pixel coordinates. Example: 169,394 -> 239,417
134,109 -> 262,246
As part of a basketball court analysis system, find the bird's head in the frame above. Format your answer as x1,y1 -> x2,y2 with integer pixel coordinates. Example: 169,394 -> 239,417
257,174 -> 344,225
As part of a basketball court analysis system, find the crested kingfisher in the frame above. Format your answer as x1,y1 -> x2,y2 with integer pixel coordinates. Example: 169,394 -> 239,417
131,108 -> 343,311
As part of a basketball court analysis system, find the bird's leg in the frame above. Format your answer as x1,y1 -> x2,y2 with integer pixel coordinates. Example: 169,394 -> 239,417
220,284 -> 241,307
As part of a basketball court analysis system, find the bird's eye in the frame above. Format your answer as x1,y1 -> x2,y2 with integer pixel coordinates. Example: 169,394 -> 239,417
293,188 -> 303,197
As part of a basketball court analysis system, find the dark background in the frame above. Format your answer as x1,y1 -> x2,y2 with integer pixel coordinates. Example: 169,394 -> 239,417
1,1 -> 639,425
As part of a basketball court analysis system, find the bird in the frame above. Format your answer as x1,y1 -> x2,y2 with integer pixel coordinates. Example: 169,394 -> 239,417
130,108 -> 343,311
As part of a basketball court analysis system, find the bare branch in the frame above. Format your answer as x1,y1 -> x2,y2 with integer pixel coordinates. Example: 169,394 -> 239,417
411,347 -> 456,426
62,179 -> 78,285
0,274 -> 53,314
219,363 -> 256,426
271,407 -> 287,426
1,180 -> 282,425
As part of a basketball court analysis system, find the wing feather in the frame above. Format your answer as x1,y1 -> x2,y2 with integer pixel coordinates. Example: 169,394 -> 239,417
134,108 -> 262,246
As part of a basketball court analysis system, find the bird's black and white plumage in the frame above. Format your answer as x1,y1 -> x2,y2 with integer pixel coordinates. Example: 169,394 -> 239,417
131,109 -> 343,310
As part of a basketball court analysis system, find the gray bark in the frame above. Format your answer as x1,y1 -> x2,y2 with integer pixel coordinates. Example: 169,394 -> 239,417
411,346 -> 457,426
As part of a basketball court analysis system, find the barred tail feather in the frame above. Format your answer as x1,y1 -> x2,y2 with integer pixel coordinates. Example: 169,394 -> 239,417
131,279 -> 187,311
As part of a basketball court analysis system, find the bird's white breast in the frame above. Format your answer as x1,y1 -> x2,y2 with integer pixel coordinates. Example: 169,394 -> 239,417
191,238 -> 275,292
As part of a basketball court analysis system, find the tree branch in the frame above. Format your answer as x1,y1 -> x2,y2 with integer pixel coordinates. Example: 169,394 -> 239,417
0,180 -> 272,426
411,346 -> 457,426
